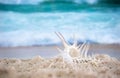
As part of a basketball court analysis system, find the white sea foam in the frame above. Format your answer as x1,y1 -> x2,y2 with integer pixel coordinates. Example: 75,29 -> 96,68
0,11 -> 120,47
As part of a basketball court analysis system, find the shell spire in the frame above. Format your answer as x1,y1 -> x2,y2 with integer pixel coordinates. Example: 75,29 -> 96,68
73,34 -> 77,47
55,32 -> 69,48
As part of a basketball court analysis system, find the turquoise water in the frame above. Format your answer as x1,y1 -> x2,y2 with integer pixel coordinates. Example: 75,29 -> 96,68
0,1 -> 120,12
0,0 -> 120,47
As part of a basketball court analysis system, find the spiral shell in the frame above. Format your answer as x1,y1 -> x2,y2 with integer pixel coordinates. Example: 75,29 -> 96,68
55,32 -> 97,64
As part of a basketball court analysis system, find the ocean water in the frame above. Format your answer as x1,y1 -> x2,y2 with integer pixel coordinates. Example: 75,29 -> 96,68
0,0 -> 120,47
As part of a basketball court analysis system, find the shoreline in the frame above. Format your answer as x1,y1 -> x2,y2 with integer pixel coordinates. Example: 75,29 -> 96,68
0,44 -> 120,59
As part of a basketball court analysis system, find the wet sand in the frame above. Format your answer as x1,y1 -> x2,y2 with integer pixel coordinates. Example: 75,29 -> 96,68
0,44 -> 120,78
0,44 -> 120,59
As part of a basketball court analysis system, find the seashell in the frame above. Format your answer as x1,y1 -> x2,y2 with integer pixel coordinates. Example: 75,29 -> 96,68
55,32 -> 96,64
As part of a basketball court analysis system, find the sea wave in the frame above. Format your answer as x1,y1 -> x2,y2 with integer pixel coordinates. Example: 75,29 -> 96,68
0,30 -> 120,47
0,11 -> 120,47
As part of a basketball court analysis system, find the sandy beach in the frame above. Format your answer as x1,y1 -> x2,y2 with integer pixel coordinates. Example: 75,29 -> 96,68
0,44 -> 120,78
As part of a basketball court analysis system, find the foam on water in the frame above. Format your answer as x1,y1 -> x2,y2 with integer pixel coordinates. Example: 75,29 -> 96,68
0,11 -> 120,47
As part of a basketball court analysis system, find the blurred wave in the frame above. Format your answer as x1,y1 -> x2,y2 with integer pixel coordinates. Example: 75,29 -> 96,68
0,0 -> 120,47
0,12 -> 120,47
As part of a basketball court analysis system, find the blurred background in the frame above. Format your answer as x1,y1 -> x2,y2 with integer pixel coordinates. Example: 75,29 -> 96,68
0,0 -> 120,59
0,0 -> 120,47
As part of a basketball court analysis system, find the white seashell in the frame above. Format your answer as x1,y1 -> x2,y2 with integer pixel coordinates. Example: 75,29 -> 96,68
55,32 -> 94,64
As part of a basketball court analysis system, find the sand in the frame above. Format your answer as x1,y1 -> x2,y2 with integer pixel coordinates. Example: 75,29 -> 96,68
0,44 -> 120,78
0,55 -> 120,78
